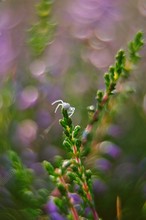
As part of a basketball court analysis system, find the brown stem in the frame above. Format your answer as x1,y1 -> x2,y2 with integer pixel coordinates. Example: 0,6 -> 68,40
117,196 -> 122,220
72,145 -> 99,219
70,205 -> 80,220
81,92 -> 109,145
91,207 -> 99,220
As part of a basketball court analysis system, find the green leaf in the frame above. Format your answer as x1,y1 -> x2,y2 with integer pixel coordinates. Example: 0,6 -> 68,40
67,171 -> 78,182
43,160 -> 54,175
86,169 -> 92,180
73,125 -> 81,138
75,139 -> 81,149
63,140 -> 72,149
109,66 -> 115,81
59,119 -> 66,128
96,90 -> 104,103
57,183 -> 67,195
128,31 -> 144,63
115,49 -> 125,75
104,73 -> 110,89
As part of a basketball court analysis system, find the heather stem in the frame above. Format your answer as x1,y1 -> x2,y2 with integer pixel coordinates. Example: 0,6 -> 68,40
59,175 -> 80,220
72,144 -> 99,219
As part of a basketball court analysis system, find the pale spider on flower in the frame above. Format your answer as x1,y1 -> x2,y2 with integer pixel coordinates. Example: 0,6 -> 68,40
52,100 -> 75,117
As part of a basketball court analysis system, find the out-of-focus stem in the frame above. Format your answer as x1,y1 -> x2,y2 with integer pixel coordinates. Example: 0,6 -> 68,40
117,196 -> 122,220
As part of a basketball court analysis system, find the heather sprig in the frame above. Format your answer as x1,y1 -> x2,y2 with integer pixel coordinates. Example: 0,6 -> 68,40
44,102 -> 99,219
1,150 -> 48,220
128,31 -> 144,64
43,31 -> 144,220
28,0 -> 56,56
82,31 -> 144,145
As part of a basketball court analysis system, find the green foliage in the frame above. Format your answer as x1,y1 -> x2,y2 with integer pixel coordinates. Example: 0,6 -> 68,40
0,30 -> 142,220
0,1 -> 145,220
2,150 -> 48,219
45,31 -> 144,219
45,102 -> 98,219
103,32 -> 143,95
128,31 -> 144,63
0,80 -> 15,153
28,0 -> 56,56
91,32 -> 143,124
43,160 -> 55,175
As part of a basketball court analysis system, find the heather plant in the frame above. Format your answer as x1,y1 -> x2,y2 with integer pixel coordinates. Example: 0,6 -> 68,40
43,32 -> 144,220
0,1 -> 146,220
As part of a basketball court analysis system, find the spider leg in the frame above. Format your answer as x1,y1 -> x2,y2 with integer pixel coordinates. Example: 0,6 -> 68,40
52,99 -> 63,105
68,107 -> 75,117
69,112 -> 73,117
54,103 -> 62,113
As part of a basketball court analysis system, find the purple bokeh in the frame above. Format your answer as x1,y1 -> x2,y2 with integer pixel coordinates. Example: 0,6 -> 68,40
44,198 -> 58,214
50,212 -> 67,220
99,141 -> 121,159
95,158 -> 112,172
93,178 -> 108,194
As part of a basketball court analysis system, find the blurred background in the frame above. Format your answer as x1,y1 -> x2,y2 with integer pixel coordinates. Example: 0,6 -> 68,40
1,0 -> 146,219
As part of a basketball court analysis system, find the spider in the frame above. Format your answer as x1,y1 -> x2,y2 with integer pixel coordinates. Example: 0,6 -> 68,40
52,100 -> 75,117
